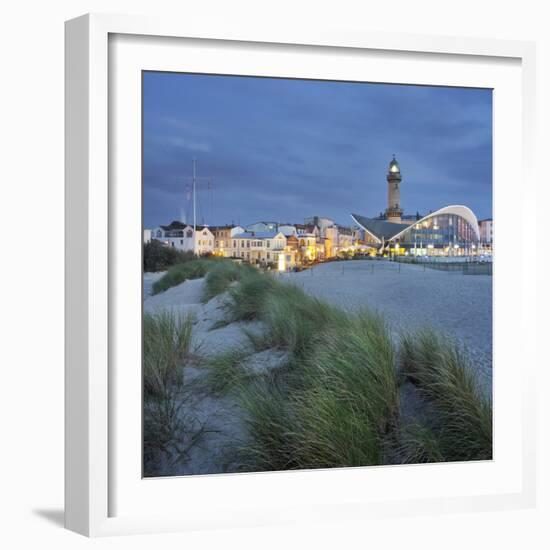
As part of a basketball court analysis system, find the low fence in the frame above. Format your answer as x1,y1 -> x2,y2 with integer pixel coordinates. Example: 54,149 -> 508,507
395,257 -> 492,275
280,258 -> 492,277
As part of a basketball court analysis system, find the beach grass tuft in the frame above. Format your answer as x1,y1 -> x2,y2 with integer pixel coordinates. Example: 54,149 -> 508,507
152,258 -> 218,295
143,310 -> 203,475
228,276 -> 400,470
204,347 -> 255,395
202,261 -> 255,303
399,329 -> 492,462
143,311 -> 194,398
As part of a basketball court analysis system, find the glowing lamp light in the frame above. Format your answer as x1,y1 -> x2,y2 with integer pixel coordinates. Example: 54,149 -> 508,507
278,254 -> 286,272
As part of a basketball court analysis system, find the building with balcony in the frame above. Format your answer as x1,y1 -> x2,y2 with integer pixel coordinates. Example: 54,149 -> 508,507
210,224 -> 246,256
152,221 -> 214,255
229,230 -> 296,268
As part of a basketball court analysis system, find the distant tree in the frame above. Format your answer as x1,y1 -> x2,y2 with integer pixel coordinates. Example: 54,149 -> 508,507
143,240 -> 195,272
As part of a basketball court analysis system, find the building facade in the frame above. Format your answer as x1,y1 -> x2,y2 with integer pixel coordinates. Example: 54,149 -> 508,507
478,218 -> 493,245
228,230 -> 296,268
352,205 -> 480,257
210,224 -> 246,256
152,221 -> 214,255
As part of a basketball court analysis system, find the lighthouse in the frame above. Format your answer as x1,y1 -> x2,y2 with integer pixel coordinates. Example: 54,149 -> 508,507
385,154 -> 403,223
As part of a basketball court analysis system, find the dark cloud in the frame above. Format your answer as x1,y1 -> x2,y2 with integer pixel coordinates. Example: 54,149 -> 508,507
143,73 -> 492,227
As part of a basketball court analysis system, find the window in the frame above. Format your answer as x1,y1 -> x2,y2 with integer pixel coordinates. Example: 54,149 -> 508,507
266,241 -> 270,248
247,241 -> 250,248
267,252 -> 270,259
180,240 -> 183,245
241,241 -> 244,248
186,229 -> 193,238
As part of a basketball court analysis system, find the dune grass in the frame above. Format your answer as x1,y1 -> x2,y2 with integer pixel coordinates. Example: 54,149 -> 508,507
225,269 -> 279,321
225,272 -> 489,471
225,269 -> 345,359
202,261 -> 256,303
399,329 -> 492,462
144,266 -> 492,474
224,269 -> 400,471
290,312 -> 398,469
143,311 -> 194,398
237,377 -> 298,471
204,347 -> 255,395
143,310 -> 204,475
152,258 -> 218,295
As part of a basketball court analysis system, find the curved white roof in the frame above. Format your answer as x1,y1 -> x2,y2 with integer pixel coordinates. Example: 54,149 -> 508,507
388,205 -> 480,242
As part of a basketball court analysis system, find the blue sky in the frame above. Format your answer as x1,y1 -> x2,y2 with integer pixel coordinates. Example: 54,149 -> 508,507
143,72 -> 492,228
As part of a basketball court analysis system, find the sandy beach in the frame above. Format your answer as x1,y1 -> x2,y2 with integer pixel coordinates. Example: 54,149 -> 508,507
281,260 -> 492,386
143,259 -> 492,475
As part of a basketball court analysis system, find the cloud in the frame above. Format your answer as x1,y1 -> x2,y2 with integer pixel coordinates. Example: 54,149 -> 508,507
142,72 -> 492,228
160,136 -> 212,153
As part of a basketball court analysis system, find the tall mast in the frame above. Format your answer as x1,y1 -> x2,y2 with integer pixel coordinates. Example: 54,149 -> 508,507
192,158 -> 197,233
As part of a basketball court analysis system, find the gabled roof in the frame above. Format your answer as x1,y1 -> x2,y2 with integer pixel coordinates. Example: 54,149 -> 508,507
246,221 -> 278,228
233,230 -> 285,240
209,224 -> 241,230
253,231 -> 285,239
160,220 -> 187,231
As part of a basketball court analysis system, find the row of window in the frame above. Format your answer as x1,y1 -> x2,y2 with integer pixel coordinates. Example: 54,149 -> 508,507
237,251 -> 281,260
158,229 -> 210,239
231,240 -> 285,249
174,239 -> 212,246
397,214 -> 479,246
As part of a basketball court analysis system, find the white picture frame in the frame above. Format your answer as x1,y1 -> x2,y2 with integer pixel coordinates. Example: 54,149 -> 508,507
65,13 -> 537,537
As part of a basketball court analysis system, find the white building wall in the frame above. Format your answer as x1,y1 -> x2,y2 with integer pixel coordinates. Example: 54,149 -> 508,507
151,225 -> 214,255
479,219 -> 493,244
229,232 -> 287,264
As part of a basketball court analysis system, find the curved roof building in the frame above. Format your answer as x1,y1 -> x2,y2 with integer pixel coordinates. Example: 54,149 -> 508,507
352,205 -> 480,256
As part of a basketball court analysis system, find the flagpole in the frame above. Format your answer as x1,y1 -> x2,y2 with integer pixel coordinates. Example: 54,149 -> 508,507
193,157 -> 197,234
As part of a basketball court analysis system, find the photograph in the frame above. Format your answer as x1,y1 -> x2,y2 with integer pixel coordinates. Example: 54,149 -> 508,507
141,71 -> 493,477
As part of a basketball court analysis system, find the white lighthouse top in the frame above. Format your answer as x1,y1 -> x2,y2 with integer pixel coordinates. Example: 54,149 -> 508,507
389,154 -> 400,173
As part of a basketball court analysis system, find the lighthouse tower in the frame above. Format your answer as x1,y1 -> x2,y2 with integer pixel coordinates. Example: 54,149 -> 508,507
385,155 -> 403,223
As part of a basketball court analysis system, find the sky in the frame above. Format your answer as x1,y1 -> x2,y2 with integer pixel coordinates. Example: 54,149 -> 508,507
143,72 -> 492,229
